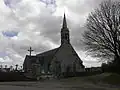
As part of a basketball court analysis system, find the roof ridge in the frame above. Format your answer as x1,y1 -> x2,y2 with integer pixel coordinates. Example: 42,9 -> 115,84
50,46 -> 62,61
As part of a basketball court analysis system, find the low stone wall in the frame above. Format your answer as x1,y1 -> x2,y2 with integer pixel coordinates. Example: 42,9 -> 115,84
0,72 -> 36,81
0,71 -> 103,81
62,71 -> 103,78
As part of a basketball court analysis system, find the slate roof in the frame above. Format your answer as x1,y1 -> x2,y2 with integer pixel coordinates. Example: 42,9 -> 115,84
36,48 -> 59,57
52,43 -> 83,65
36,47 -> 60,63
23,47 -> 60,70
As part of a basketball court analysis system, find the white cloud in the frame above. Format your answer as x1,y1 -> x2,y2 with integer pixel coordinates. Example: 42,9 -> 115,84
0,0 -> 108,67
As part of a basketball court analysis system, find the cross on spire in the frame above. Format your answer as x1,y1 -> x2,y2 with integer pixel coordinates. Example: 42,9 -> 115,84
28,47 -> 34,56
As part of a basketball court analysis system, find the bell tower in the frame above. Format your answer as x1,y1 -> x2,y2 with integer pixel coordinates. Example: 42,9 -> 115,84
61,13 -> 70,44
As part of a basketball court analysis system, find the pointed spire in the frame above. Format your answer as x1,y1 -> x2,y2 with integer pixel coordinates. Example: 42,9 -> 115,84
62,13 -> 67,28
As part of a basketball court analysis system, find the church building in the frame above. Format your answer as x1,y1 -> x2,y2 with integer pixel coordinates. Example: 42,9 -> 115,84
23,14 -> 85,77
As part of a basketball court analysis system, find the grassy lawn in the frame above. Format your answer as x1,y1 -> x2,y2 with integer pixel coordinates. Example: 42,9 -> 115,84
60,73 -> 120,86
0,73 -> 120,90
102,73 -> 120,85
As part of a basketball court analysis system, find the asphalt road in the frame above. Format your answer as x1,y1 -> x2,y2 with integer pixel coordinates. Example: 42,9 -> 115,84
0,78 -> 119,90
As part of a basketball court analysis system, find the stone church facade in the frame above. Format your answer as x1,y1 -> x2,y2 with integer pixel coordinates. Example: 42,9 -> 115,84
23,14 -> 85,77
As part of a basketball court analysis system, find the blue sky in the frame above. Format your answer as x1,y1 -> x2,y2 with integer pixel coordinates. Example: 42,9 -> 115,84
0,52 -> 8,57
0,0 -> 107,68
2,31 -> 18,37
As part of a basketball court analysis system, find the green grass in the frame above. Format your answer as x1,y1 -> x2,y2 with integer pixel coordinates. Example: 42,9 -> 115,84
83,73 -> 120,85
103,73 -> 120,85
60,73 -> 120,85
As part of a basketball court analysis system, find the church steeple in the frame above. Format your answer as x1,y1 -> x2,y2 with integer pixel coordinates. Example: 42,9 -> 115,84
62,13 -> 67,28
61,13 -> 70,44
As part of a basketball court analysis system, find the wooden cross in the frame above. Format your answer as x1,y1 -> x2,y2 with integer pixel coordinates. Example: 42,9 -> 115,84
28,47 -> 34,56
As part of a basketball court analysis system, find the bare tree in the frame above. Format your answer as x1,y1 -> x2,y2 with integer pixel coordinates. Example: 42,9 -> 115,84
5,65 -> 7,69
83,0 -> 120,65
15,64 -> 18,71
0,65 -> 2,68
10,66 -> 13,71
